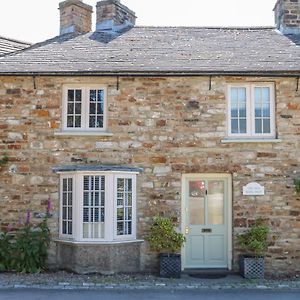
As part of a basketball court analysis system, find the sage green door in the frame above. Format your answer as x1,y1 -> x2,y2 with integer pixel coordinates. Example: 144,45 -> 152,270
184,177 -> 229,269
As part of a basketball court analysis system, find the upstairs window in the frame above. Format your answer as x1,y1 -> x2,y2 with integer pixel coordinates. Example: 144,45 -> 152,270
62,85 -> 107,132
227,83 -> 275,138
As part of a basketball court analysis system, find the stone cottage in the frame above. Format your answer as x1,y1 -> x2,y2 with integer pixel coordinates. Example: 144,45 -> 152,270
0,0 -> 299,276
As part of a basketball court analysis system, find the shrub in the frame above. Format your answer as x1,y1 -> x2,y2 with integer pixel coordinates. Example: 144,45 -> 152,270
147,216 -> 185,253
0,218 -> 50,273
237,218 -> 269,257
294,179 -> 300,193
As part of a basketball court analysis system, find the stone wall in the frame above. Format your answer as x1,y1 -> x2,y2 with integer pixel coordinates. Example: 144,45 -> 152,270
0,75 -> 299,276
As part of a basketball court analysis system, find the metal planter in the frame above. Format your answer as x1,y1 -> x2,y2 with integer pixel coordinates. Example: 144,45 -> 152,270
159,253 -> 181,278
239,255 -> 265,279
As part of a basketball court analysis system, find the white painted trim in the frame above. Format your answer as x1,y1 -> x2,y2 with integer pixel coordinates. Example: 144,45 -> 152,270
181,173 -> 232,271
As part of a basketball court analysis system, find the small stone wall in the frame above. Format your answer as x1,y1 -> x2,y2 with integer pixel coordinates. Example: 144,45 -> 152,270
56,240 -> 143,274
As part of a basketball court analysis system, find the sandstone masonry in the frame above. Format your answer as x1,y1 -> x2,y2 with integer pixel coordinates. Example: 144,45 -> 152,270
0,76 -> 299,276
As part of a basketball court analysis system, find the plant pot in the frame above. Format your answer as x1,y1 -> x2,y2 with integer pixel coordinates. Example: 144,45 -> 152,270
239,255 -> 265,279
159,253 -> 181,278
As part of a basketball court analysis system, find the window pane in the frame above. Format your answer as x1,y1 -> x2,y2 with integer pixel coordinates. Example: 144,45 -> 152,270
189,181 -> 205,225
67,116 -> 73,128
61,177 -> 73,236
83,175 -> 105,239
96,116 -> 103,128
75,90 -> 82,102
255,119 -> 262,134
239,119 -> 247,133
68,90 -> 74,102
67,103 -> 74,114
89,116 -> 95,128
208,181 -> 224,225
116,178 -> 133,236
90,90 -> 96,102
75,103 -> 81,114
90,103 -> 96,114
75,116 -> 81,127
263,119 -> 271,133
230,87 -> 247,134
262,87 -> 270,102
231,119 -> 238,134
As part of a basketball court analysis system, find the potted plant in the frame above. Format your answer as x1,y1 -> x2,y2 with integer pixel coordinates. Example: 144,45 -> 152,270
237,218 -> 269,279
147,216 -> 185,278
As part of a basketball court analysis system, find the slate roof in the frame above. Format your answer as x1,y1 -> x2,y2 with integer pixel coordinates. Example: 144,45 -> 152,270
0,36 -> 31,56
0,27 -> 299,75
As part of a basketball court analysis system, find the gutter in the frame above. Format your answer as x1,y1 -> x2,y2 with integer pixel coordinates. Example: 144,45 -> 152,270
0,70 -> 300,77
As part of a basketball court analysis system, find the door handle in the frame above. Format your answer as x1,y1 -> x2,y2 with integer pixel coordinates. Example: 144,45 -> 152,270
202,228 -> 212,233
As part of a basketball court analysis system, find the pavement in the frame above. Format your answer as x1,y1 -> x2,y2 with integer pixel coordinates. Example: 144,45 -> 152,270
0,271 -> 300,290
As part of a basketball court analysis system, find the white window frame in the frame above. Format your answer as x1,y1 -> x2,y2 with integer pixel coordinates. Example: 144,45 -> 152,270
62,84 -> 108,133
227,83 -> 275,139
59,174 -> 75,239
113,174 -> 137,241
58,171 -> 137,243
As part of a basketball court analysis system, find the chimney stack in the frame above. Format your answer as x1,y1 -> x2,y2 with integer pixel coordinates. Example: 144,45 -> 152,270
59,0 -> 93,35
274,0 -> 300,34
96,0 -> 136,33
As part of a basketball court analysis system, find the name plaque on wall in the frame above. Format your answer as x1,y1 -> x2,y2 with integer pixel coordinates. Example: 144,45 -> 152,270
243,182 -> 265,196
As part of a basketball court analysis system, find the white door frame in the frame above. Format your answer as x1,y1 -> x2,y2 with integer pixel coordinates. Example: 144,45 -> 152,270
181,173 -> 232,270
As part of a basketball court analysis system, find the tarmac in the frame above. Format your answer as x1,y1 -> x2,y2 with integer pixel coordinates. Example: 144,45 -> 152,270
0,271 -> 300,290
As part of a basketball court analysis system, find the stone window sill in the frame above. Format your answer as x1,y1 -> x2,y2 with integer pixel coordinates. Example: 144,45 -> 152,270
54,131 -> 114,137
54,239 -> 144,245
221,138 -> 282,143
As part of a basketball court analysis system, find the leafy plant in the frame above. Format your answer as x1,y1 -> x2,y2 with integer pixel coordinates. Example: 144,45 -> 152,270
0,218 -> 50,273
294,179 -> 300,193
0,231 -> 14,271
0,155 -> 8,167
147,216 -> 185,253
237,218 -> 269,258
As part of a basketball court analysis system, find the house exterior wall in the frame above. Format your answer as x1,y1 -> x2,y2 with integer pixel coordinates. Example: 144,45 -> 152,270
0,75 -> 299,276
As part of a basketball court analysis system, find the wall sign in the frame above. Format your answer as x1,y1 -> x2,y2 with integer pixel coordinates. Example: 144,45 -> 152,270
243,182 -> 265,196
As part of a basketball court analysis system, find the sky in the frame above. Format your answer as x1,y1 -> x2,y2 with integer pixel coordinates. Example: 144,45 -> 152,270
0,0 -> 277,43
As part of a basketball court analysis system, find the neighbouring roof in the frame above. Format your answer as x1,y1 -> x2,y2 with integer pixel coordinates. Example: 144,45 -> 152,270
0,27 -> 299,75
0,36 -> 31,56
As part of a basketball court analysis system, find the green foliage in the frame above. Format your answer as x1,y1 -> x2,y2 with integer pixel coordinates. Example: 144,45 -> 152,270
294,179 -> 300,193
147,216 -> 185,254
0,231 -> 14,271
0,219 -> 50,273
0,155 -> 8,166
237,218 -> 269,257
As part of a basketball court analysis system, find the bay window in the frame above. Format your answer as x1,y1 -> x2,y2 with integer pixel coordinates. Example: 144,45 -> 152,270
56,166 -> 141,242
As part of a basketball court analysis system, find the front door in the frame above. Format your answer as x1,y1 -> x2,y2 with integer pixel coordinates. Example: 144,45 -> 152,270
183,174 -> 231,269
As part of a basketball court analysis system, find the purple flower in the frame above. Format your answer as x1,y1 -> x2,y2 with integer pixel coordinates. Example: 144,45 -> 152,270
25,210 -> 31,225
7,224 -> 13,232
47,197 -> 52,215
